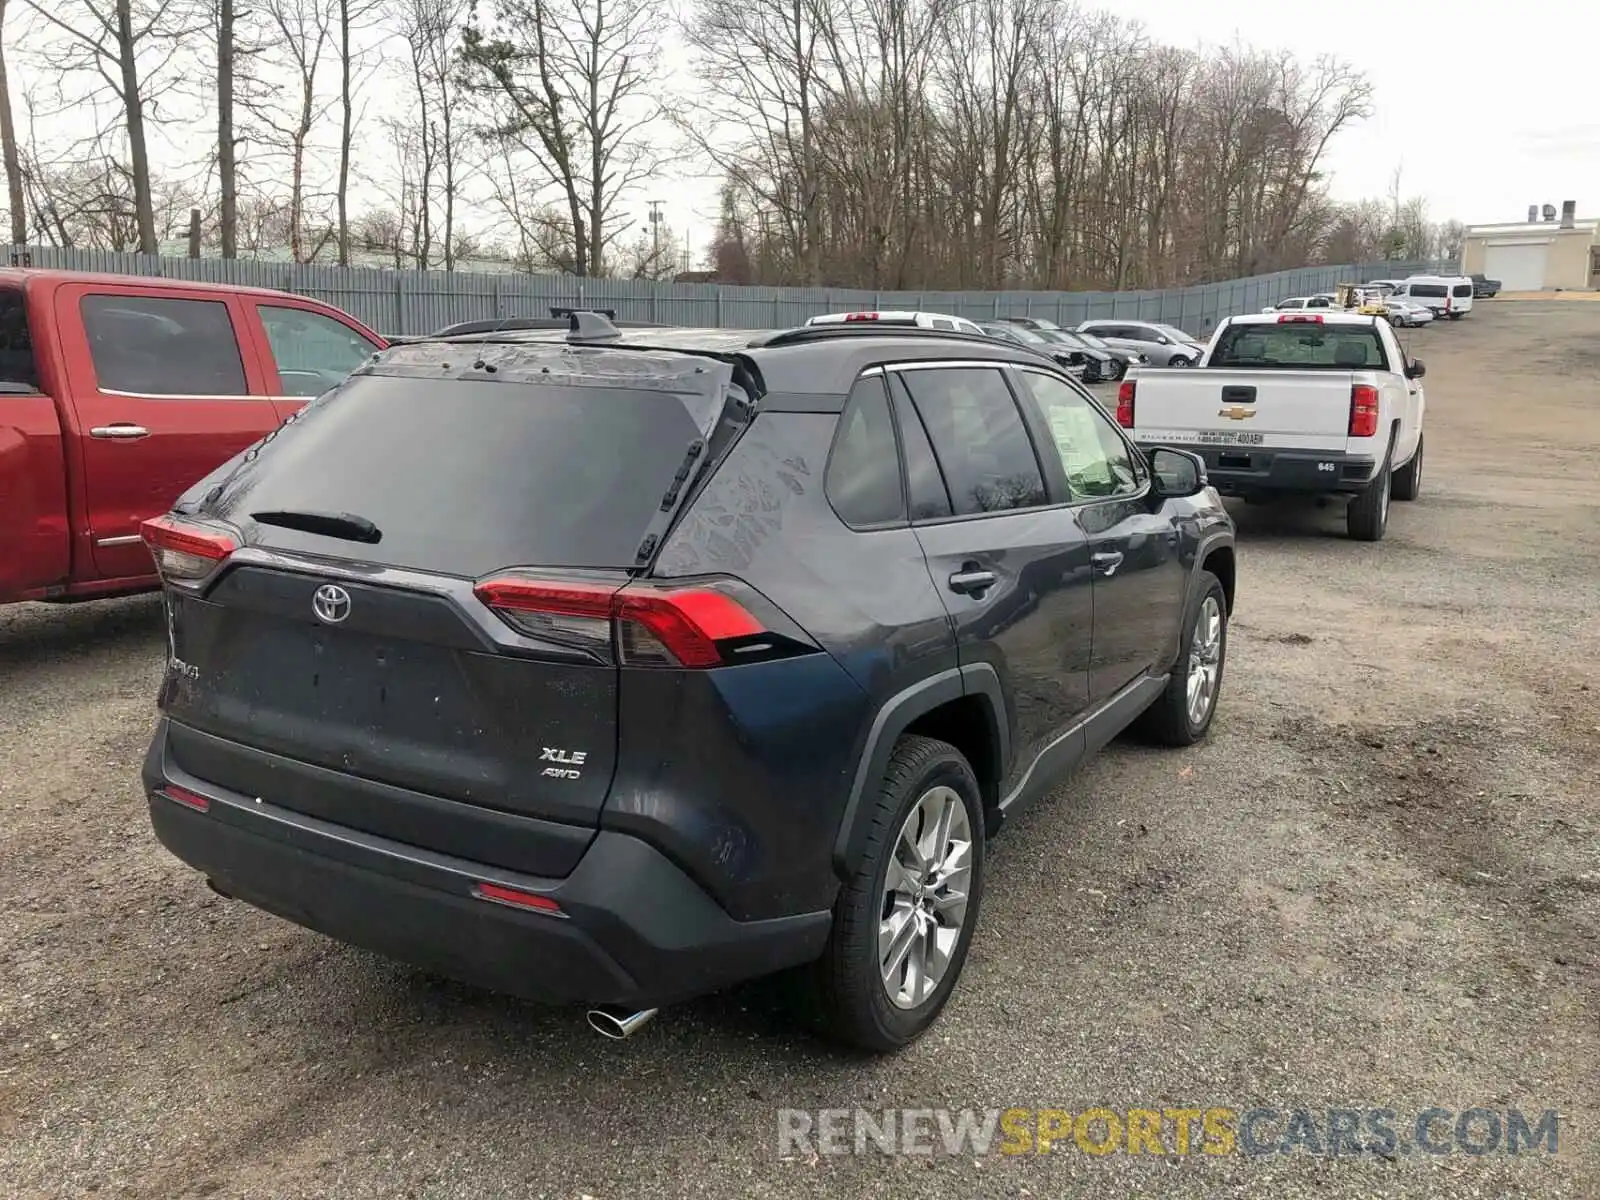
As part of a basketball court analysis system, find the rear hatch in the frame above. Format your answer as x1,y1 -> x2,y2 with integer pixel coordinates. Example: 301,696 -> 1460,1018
1130,318 -> 1386,448
152,343 -> 741,877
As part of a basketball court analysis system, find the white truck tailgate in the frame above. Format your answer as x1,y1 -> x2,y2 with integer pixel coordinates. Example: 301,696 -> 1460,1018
1132,370 -> 1354,450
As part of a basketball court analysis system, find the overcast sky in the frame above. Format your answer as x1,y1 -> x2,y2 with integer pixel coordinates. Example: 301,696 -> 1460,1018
660,0 -> 1600,253
15,0 -> 1597,260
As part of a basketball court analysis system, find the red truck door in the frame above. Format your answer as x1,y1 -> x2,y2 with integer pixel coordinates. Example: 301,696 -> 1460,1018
52,282 -> 280,582
241,296 -> 385,420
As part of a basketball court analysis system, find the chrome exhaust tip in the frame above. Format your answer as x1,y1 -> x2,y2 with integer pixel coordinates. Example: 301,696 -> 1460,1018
586,1006 -> 659,1040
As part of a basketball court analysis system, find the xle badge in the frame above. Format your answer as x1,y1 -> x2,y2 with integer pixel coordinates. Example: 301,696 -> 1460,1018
540,747 -> 588,780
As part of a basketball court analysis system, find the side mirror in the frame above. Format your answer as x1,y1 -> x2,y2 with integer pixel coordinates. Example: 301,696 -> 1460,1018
1148,447 -> 1207,499
1406,359 -> 1426,380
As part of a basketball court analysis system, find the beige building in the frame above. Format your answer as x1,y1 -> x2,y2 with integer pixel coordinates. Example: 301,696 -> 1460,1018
1461,202 -> 1600,292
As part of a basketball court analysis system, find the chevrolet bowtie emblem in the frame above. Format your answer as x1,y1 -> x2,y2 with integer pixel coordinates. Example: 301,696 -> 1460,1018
1218,406 -> 1256,420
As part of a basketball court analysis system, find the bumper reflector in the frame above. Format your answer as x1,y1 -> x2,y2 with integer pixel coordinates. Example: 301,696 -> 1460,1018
473,881 -> 565,916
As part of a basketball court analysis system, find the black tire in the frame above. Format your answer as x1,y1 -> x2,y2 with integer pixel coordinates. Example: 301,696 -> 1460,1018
1448,311 -> 1462,321
1392,434 -> 1423,501
1133,570 -> 1227,747
811,735 -> 985,1052
1347,455 -> 1391,541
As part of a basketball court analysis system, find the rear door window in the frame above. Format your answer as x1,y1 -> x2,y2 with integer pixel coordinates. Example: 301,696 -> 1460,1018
898,366 -> 1047,516
825,375 -> 904,527
258,304 -> 380,397
1451,283 -> 1473,298
0,287 -> 36,391
206,369 -> 717,577
1410,283 -> 1447,298
80,294 -> 247,396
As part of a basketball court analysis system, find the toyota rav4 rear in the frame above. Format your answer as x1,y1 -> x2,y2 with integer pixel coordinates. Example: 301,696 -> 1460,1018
140,330 -> 860,1026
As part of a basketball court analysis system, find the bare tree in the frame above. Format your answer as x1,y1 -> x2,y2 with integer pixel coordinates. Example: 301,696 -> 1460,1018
245,0 -> 338,261
462,0 -> 669,277
392,0 -> 467,269
21,0 -> 200,253
214,0 -> 238,255
0,0 -> 27,243
679,0 -> 835,285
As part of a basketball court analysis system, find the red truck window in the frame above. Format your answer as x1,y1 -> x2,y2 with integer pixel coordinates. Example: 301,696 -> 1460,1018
80,294 -> 248,396
257,304 -> 379,397
0,287 -> 37,391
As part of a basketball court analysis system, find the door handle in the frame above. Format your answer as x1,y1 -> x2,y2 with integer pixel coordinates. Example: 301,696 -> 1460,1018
1091,551 -> 1124,577
90,424 -> 151,440
947,567 -> 997,596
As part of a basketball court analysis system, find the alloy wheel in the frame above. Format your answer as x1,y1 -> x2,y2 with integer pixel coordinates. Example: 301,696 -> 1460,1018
879,786 -> 973,1009
1186,595 -> 1224,728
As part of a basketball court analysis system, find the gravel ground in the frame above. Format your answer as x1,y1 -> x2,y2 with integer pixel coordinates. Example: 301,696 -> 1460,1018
2,301 -> 1597,1199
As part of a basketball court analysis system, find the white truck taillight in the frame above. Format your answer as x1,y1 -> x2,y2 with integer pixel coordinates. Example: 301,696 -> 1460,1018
1115,380 -> 1136,428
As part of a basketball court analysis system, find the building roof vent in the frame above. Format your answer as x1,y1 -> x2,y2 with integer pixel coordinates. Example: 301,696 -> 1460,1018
1560,200 -> 1576,229
1542,204 -> 1558,222
1528,204 -> 1539,223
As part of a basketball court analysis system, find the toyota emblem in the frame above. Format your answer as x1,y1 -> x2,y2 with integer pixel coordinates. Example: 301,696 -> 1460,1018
312,583 -> 352,624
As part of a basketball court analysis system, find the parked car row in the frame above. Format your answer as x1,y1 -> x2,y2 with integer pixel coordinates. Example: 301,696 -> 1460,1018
804,310 -> 1211,379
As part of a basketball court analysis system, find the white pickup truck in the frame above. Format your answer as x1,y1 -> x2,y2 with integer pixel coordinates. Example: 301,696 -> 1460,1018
1115,311 -> 1426,541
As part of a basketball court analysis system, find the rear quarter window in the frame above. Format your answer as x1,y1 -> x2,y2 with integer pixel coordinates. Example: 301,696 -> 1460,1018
1410,284 -> 1447,298
825,376 -> 904,527
1451,284 -> 1473,298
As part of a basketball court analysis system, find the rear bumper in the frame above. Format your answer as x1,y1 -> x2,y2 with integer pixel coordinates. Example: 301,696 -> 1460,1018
1144,445 -> 1379,495
142,721 -> 831,1007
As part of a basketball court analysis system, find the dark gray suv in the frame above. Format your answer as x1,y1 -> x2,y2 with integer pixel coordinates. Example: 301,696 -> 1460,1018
140,313 -> 1236,1052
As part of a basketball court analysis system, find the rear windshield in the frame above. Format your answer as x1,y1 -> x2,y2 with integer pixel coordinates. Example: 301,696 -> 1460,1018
1451,284 -> 1472,298
1409,284 -> 1447,298
208,373 -> 709,577
1210,324 -> 1389,371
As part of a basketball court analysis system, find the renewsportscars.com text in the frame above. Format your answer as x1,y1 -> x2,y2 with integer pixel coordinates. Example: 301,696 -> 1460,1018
778,1106 -> 1561,1159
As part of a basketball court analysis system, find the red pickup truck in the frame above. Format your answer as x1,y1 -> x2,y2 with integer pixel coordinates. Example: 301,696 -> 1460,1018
1,269 -> 386,605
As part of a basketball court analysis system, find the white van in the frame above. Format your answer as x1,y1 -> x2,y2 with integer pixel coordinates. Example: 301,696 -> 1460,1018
1391,275 -> 1474,320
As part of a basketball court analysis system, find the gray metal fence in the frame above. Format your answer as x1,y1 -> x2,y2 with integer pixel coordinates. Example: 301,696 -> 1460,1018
3,245 -> 1449,338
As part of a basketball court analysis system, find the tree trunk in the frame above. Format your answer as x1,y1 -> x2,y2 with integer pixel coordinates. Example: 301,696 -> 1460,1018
218,0 -> 236,257
337,0 -> 352,265
0,0 -> 27,246
116,0 -> 158,253
441,96 -> 455,270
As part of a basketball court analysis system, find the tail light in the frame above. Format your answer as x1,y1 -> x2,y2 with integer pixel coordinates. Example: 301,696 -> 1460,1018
843,312 -> 880,323
141,515 -> 238,584
1277,313 -> 1324,324
1444,295 -> 1452,314
1115,380 -> 1136,428
1349,384 -> 1380,438
473,576 -> 768,669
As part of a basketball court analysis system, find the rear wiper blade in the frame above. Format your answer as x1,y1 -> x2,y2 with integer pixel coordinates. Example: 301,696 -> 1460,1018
250,509 -> 382,544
